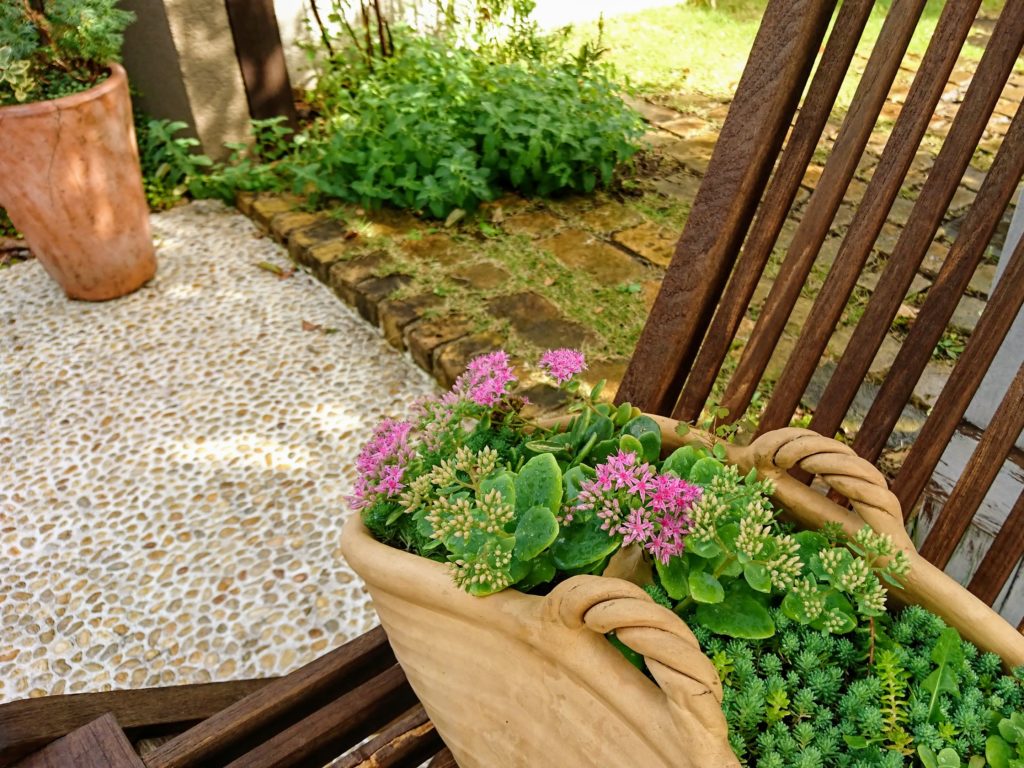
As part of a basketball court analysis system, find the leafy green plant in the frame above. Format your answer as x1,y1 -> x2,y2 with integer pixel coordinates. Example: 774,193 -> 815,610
355,348 -> 1024,767
280,33 -> 644,218
198,3 -> 642,218
189,117 -> 294,203
987,712 -> 1024,767
135,117 -> 213,210
0,0 -> 134,105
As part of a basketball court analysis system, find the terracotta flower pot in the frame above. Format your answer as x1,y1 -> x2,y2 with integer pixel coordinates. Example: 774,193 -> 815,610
0,63 -> 156,301
342,421 -> 1024,767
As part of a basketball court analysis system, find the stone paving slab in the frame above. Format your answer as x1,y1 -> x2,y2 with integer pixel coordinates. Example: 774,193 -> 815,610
0,200 -> 438,703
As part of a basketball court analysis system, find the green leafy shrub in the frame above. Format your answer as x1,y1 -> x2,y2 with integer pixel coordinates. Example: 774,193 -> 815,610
135,117 -> 213,210
288,35 -> 642,217
0,0 -> 134,105
196,3 -> 642,217
188,117 -> 293,203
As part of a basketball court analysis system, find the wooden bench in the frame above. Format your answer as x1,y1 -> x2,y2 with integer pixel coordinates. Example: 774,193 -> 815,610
0,627 -> 455,767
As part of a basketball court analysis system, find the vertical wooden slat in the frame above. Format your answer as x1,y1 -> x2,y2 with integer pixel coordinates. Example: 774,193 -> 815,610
719,0 -> 929,424
808,2 -> 1024,441
918,362 -> 1024,568
224,0 -> 299,128
673,0 -> 876,423
616,0 -> 836,414
856,111 -> 1024,478
969,490 -> 1024,605
755,0 -> 984,435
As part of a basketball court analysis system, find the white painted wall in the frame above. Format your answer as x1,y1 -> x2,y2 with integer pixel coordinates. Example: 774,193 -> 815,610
965,188 -> 1024,450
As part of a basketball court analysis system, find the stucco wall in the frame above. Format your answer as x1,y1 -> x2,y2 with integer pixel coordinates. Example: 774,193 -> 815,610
121,0 -> 252,160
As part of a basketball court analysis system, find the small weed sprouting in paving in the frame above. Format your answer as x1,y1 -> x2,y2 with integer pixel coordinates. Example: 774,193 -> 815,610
890,314 -> 968,363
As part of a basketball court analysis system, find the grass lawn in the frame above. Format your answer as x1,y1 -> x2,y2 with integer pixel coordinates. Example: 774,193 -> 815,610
572,0 -> 1015,112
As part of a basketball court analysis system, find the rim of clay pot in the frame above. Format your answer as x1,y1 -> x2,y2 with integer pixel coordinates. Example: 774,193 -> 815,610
0,62 -> 125,118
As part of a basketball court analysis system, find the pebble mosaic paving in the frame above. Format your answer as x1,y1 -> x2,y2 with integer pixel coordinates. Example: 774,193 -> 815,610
0,200 -> 438,703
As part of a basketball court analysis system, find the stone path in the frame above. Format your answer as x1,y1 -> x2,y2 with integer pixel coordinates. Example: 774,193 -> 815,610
0,200 -> 438,702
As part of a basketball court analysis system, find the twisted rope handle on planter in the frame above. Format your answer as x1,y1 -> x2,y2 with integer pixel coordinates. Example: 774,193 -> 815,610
734,427 -> 1024,667
545,576 -> 740,766
742,428 -> 913,550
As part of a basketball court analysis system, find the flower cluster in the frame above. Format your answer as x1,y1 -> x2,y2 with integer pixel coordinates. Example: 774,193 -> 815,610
539,348 -> 587,385
448,350 -> 517,407
349,419 -> 414,511
574,450 -> 699,564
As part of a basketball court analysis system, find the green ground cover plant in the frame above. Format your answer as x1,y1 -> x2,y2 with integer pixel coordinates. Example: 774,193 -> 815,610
355,349 -> 1024,767
0,0 -> 134,105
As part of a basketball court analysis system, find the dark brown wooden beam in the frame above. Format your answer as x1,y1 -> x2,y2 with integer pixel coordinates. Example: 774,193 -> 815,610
143,626 -> 394,768
12,714 -> 144,768
0,679 -> 271,767
223,0 -> 299,129
616,0 -> 836,415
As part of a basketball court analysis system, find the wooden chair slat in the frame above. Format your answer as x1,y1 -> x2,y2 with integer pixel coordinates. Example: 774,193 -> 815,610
855,110 -> 1024,471
13,714 -> 143,768
718,0 -> 929,425
880,227 -> 1024,524
755,0 -> 985,435
809,2 -> 1024,440
675,0 -> 876,423
616,0 -> 835,414
332,704 -> 442,768
918,361 -> 1024,568
969,489 -> 1024,605
0,678 -> 271,766
220,663 -> 416,768
428,748 -> 459,768
143,626 -> 393,768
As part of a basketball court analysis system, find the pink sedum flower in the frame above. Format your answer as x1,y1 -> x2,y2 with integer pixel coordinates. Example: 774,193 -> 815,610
539,348 -> 587,385
453,351 -> 517,407
350,419 -> 414,511
574,450 -> 699,564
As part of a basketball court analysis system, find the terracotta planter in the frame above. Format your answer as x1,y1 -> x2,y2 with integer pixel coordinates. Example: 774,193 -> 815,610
0,63 -> 156,301
341,422 -> 1024,768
